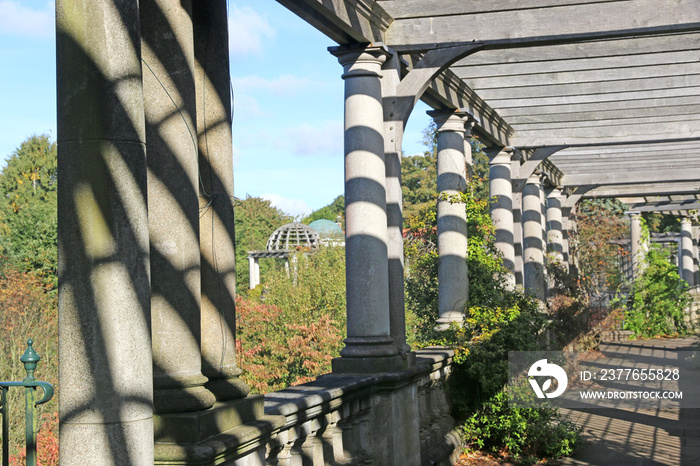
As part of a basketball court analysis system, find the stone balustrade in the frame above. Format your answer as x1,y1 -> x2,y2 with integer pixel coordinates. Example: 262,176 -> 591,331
159,349 -> 459,465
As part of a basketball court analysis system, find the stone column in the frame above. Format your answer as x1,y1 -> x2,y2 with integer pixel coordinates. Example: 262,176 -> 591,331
511,154 -> 524,287
523,174 -> 546,301
512,195 -> 524,287
561,203 -> 571,271
141,0 -> 215,416
489,150 -> 516,287
546,188 -> 565,265
382,53 -> 411,360
627,211 -> 644,282
464,136 -> 474,176
329,45 -> 402,373
681,217 -> 695,286
248,256 -> 259,289
57,0 -> 153,463
693,225 -> 700,286
546,188 -> 564,294
428,109 -> 471,329
562,201 -> 576,275
193,0 -> 249,400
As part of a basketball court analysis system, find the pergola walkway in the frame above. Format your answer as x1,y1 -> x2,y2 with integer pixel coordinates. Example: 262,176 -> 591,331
561,337 -> 700,466
54,1 -> 700,463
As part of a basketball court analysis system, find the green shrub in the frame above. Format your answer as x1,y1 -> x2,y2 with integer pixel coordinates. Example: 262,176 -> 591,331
463,390 -> 582,464
624,246 -> 691,338
403,177 -> 582,463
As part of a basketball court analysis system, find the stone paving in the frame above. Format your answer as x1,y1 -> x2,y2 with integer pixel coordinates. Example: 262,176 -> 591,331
559,337 -> 700,466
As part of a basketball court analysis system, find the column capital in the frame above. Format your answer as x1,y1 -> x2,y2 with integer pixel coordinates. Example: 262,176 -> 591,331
489,147 -> 515,165
526,171 -> 544,185
329,43 -> 391,77
625,210 -> 642,218
546,186 -> 563,199
427,108 -> 479,134
681,216 -> 692,225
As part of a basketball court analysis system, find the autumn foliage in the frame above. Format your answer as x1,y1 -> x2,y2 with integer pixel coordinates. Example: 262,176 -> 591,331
0,262 -> 58,465
236,298 -> 343,392
236,246 -> 346,393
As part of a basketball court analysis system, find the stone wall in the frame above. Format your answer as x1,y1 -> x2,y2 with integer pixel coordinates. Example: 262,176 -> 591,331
154,349 -> 460,465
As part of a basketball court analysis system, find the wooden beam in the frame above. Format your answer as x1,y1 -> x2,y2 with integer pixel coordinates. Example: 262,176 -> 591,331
463,62 -> 700,90
497,95 -> 700,118
276,0 -> 391,45
377,0 -> 625,19
553,142 -> 700,157
489,86 -> 700,109
563,168 -> 700,186
584,183 -> 700,198
458,33 -> 700,66
505,103 -> 700,125
455,49 -> 700,78
383,0 -> 700,50
512,114 -> 700,133
394,49 -> 513,147
477,74 -> 700,100
558,159 -> 700,173
632,202 -> 700,212
554,150 -> 700,163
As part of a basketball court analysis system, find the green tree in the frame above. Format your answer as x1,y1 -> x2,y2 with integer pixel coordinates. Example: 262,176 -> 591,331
568,198 -> 628,296
234,195 -> 293,294
401,121 -> 490,224
303,195 -> 344,227
643,211 -> 680,233
402,122 -> 438,221
0,135 -> 57,288
624,245 -> 691,338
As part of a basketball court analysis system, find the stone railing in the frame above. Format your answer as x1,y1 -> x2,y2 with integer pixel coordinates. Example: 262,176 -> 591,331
167,348 -> 460,465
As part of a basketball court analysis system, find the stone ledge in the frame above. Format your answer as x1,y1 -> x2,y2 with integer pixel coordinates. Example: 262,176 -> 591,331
155,348 -> 457,465
154,395 -> 264,444
155,415 -> 285,464
263,348 -> 454,421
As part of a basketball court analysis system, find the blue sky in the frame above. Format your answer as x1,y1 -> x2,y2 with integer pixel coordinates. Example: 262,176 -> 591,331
0,0 -> 431,217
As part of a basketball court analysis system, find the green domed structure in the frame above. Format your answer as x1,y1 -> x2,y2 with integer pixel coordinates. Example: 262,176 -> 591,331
309,219 -> 344,246
309,219 -> 342,236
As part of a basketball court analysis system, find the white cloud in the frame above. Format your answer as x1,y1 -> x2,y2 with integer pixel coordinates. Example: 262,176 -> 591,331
283,121 -> 343,157
228,4 -> 275,56
0,1 -> 54,39
232,144 -> 242,168
232,74 -> 313,95
262,193 -> 312,218
232,93 -> 265,118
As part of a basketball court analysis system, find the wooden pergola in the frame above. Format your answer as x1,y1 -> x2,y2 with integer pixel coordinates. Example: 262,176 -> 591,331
279,0 -> 700,202
55,2 -> 700,463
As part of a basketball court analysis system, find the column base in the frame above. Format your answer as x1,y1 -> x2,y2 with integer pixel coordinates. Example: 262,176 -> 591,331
435,314 -> 464,331
339,336 -> 399,357
154,385 -> 217,414
154,395 -> 264,444
203,366 -> 251,401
